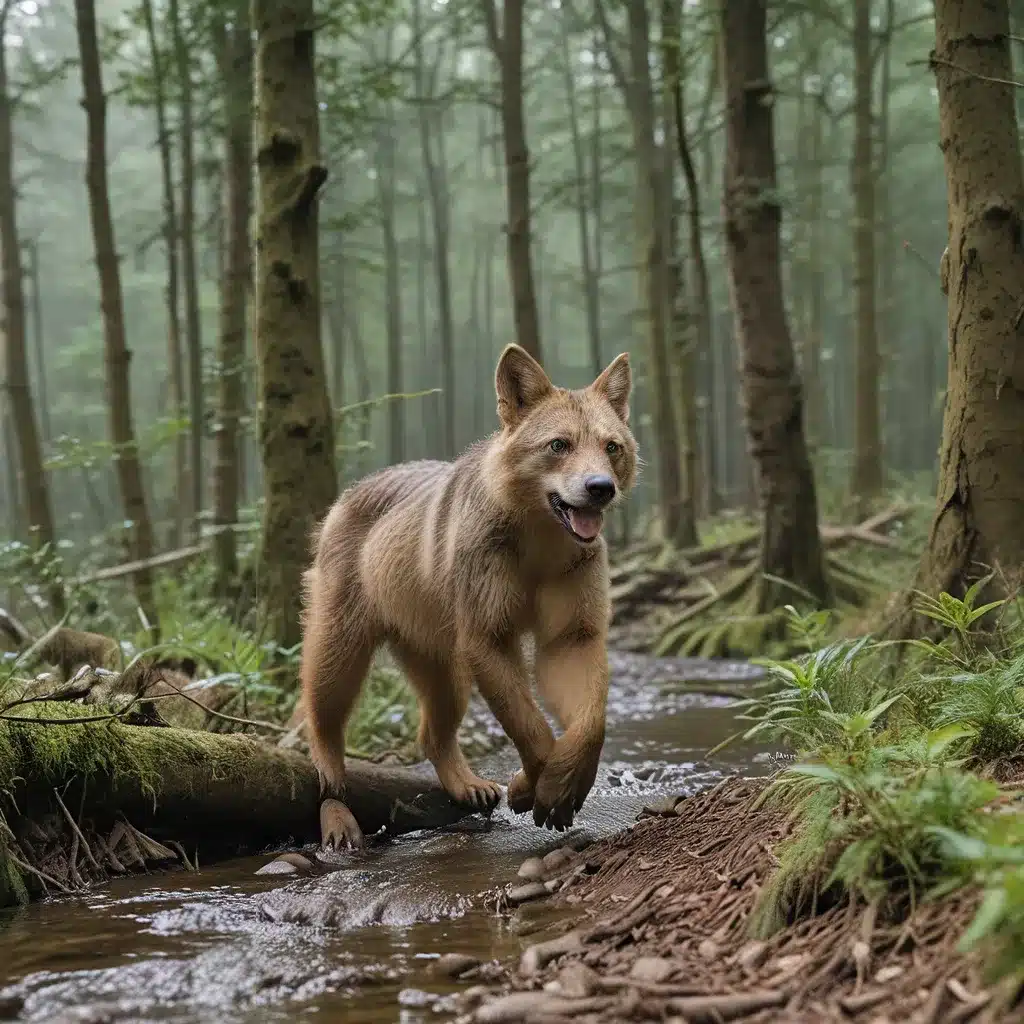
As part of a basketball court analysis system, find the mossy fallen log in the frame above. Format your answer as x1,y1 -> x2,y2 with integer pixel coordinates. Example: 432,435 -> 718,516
0,704 -> 476,907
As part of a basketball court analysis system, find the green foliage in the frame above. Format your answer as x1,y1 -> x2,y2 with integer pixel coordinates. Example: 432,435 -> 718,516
739,587 -> 1024,985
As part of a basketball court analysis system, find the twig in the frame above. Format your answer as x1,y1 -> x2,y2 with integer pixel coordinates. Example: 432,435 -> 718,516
167,839 -> 196,872
910,56 -> 1024,90
6,850 -> 73,893
53,786 -> 101,871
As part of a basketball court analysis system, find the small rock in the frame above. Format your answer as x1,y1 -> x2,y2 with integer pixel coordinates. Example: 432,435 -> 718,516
507,882 -> 548,905
520,930 -> 584,976
697,938 -> 719,960
736,940 -> 770,971
629,956 -> 675,983
557,961 -> 600,998
543,878 -> 561,892
874,965 -> 904,984
639,795 -> 682,818
542,846 -> 574,872
255,852 -> 315,876
517,857 -> 545,881
433,953 -> 481,979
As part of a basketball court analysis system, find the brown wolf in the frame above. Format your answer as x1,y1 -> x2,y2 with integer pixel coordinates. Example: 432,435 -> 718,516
299,344 -> 637,850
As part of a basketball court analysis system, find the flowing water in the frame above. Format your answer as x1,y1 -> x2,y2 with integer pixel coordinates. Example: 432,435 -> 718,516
0,653 -> 778,1024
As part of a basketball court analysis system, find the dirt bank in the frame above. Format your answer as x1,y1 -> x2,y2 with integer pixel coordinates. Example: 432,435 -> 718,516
453,778 -> 1016,1024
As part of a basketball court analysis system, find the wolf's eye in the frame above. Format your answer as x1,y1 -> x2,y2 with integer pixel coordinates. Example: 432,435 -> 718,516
606,441 -> 621,455
549,438 -> 569,454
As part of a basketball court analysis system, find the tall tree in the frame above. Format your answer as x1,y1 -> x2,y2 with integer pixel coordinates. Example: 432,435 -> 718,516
170,0 -> 203,539
0,2 -> 61,613
211,0 -> 252,596
720,0 -> 830,610
252,0 -> 337,647
910,0 -> 1024,606
411,0 -> 456,458
74,0 -> 159,631
140,0 -> 185,549
480,0 -> 543,362
851,0 -> 883,501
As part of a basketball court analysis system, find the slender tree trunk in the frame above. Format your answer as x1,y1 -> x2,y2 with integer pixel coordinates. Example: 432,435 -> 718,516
211,0 -> 252,597
348,272 -> 372,476
804,67 -> 826,450
252,0 -> 337,648
720,0 -> 830,610
141,0 -> 185,550
480,0 -> 542,362
909,0 -> 1024,607
25,241 -> 50,445
558,5 -> 602,380
411,0 -> 456,458
74,0 -> 158,632
374,99 -> 404,465
850,0 -> 883,502
170,0 -> 203,540
0,13 -> 61,613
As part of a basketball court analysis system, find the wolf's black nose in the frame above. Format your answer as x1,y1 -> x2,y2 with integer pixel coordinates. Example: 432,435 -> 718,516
585,474 -> 616,504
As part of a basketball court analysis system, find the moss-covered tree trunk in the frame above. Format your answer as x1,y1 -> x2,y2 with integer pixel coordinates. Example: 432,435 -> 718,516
74,0 -> 159,634
252,0 -> 336,648
720,0 -> 830,611
850,0 -> 883,503
481,0 -> 543,363
0,8 -> 61,614
911,0 -> 1024,605
211,0 -> 252,597
140,0 -> 185,550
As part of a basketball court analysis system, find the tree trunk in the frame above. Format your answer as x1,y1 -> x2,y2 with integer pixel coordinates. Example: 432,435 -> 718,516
75,0 -> 158,630
720,0 -> 830,611
850,0 -> 883,503
211,0 -> 252,597
0,15 -> 60,613
25,242 -> 50,445
411,0 -> 456,459
374,98 -> 405,466
559,4 -> 602,380
251,0 -> 337,648
141,0 -> 185,551
170,0 -> 203,540
480,0 -> 542,362
910,0 -> 1024,605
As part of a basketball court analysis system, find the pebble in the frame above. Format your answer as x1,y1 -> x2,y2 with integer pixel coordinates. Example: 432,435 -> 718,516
557,961 -> 600,998
507,882 -> 548,905
874,965 -> 904,983
255,852 -> 315,876
432,953 -> 481,979
541,847 -> 574,872
517,857 -> 545,881
736,940 -> 770,971
697,938 -> 719,960
629,956 -> 675,983
520,930 -> 583,976
639,796 -> 682,818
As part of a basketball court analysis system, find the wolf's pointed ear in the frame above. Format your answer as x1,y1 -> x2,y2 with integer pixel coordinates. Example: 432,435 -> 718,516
495,344 -> 554,427
591,353 -> 631,422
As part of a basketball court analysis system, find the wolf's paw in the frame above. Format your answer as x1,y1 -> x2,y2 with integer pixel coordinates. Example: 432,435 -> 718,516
531,739 -> 601,831
320,798 -> 365,852
506,769 -> 536,814
444,772 -> 503,815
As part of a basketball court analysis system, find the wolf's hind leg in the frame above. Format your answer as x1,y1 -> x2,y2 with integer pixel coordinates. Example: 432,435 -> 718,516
300,568 -> 377,850
392,643 -> 502,813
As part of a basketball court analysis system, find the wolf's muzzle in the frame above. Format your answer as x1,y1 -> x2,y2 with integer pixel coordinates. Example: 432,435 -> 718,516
584,474 -> 616,506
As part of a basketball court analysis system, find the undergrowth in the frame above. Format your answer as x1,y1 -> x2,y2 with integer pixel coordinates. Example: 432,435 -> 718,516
717,579 -> 1024,990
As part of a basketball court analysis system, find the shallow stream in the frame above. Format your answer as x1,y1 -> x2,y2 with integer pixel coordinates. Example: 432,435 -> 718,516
0,652 -> 776,1023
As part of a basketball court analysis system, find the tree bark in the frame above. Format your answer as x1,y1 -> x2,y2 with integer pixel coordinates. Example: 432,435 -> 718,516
720,0 -> 830,611
74,0 -> 158,633
170,0 -> 203,540
141,0 -> 185,550
480,0 -> 543,362
252,0 -> 337,648
211,0 -> 252,597
911,0 -> 1024,604
850,0 -> 883,502
25,241 -> 50,445
0,9 -> 60,613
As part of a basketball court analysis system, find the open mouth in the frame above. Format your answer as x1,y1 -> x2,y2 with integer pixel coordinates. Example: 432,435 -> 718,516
548,493 -> 604,543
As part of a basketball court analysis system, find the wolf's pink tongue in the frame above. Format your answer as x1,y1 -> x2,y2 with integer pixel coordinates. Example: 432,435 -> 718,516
569,509 -> 603,540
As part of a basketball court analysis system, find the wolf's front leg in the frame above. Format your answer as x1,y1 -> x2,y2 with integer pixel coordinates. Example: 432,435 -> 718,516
529,631 -> 610,830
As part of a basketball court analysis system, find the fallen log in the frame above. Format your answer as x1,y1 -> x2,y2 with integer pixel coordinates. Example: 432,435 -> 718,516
0,704 -> 477,906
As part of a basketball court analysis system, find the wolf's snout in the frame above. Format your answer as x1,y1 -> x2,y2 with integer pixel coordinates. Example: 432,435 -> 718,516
584,475 -> 616,505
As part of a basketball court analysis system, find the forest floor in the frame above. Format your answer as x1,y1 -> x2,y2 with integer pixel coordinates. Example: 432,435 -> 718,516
451,777 -> 1014,1024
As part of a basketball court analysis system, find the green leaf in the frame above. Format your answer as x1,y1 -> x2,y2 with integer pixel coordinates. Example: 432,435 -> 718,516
958,886 -> 1008,951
